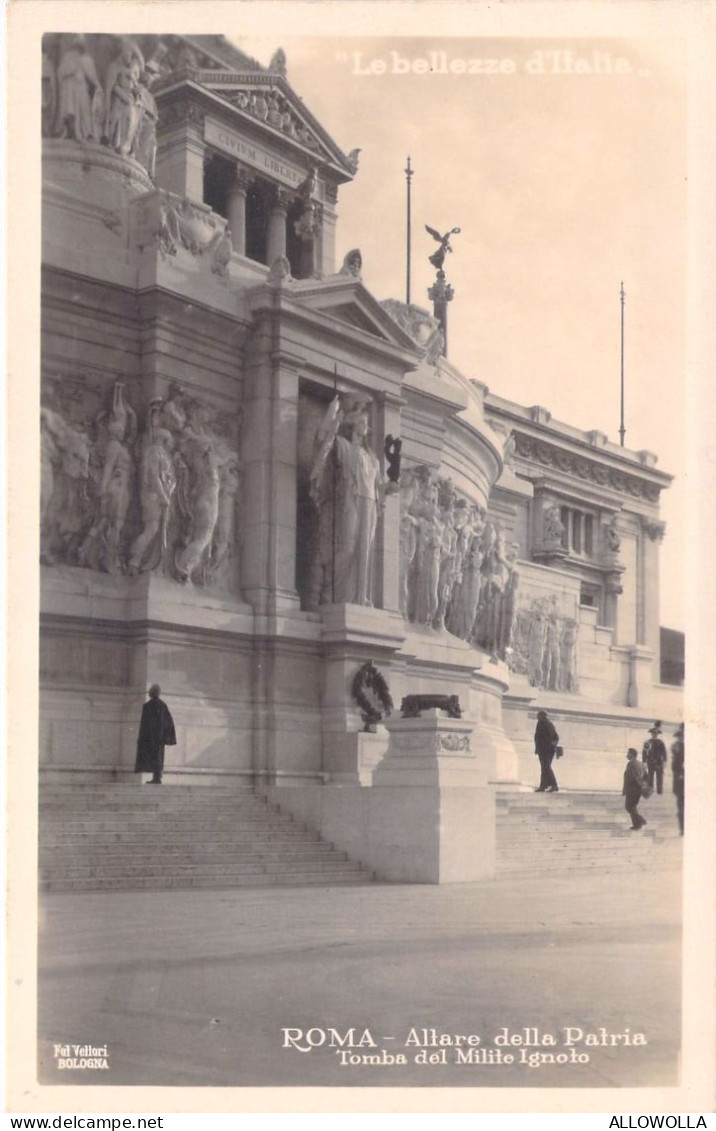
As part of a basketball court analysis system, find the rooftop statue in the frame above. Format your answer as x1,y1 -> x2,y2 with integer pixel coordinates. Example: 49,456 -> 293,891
425,225 -> 461,272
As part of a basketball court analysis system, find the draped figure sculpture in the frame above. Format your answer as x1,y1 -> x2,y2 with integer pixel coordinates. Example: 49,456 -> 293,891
104,39 -> 144,156
55,35 -> 103,143
309,396 -> 391,607
79,384 -> 137,574
128,417 -> 177,575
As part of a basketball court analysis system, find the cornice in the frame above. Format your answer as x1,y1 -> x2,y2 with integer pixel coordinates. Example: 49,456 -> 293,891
513,432 -> 668,502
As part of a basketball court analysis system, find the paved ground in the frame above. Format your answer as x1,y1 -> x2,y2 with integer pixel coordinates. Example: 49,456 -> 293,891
38,864 -> 682,1089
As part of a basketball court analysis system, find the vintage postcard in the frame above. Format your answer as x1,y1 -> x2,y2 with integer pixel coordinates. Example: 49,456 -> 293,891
5,0 -> 716,1117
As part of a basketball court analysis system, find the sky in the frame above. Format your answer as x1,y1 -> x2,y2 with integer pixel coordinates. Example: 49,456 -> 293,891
235,33 -> 687,629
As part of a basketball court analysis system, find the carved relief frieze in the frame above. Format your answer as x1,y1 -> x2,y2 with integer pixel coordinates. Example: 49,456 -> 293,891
40,376 -> 243,594
135,190 -> 229,261
436,733 -> 471,753
514,433 -> 662,501
398,464 -> 520,661
507,592 -> 580,693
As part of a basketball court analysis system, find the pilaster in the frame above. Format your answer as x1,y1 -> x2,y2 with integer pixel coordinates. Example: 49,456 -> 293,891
155,106 -> 207,202
241,306 -> 304,614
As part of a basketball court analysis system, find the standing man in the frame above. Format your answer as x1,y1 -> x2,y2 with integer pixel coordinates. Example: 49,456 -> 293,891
671,723 -> 685,835
135,684 -> 176,785
534,709 -> 560,793
641,721 -> 668,794
623,747 -> 648,830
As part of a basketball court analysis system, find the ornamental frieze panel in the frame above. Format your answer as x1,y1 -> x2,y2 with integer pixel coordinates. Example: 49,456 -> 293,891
40,376 -> 243,594
508,591 -> 580,693
513,433 -> 662,502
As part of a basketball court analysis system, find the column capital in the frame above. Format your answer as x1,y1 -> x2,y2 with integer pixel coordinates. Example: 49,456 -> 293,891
271,186 -> 293,213
233,164 -> 254,192
641,517 -> 666,542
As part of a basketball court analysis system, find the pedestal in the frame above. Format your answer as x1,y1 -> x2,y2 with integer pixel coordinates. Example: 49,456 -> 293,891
365,710 -> 495,882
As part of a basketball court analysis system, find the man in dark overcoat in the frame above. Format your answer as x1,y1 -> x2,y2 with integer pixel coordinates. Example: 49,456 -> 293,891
641,721 -> 668,794
534,709 -> 560,793
671,723 -> 685,835
134,683 -> 176,784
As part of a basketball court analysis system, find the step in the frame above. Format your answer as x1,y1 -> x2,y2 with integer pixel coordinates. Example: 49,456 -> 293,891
40,845 -> 348,867
41,871 -> 372,892
40,858 -> 364,881
493,850 -> 678,873
40,815 -> 302,834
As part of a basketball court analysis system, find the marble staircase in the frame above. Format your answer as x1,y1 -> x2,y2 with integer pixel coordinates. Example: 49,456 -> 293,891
495,790 -> 682,876
39,783 -> 373,892
39,783 -> 683,892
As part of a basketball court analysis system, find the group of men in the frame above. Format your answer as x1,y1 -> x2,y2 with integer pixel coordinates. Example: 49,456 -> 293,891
134,687 -> 685,839
533,711 -> 685,835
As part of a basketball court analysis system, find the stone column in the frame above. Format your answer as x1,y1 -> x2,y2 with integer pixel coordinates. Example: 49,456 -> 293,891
267,188 -> 290,265
227,165 -> 252,257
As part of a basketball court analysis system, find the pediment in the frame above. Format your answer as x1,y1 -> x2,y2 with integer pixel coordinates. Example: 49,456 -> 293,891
290,278 -> 422,352
188,71 -> 357,178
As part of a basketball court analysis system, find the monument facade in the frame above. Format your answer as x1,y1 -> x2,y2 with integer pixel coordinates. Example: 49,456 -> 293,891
40,33 -> 681,879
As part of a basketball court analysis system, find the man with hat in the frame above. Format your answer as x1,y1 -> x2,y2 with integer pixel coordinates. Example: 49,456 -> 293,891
641,720 -> 668,795
671,723 -> 685,835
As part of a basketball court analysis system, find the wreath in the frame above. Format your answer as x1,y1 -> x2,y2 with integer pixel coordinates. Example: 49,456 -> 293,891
351,661 -> 394,732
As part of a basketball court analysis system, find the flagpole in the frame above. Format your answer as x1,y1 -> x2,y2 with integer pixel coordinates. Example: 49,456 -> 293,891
619,281 -> 626,447
405,156 -> 413,305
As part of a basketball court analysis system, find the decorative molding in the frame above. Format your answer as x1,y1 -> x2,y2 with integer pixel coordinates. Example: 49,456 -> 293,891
436,733 -> 471,753
514,433 -> 663,501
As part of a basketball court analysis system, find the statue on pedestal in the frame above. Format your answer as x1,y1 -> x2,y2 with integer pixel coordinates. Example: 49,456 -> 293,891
605,515 -> 621,553
425,225 -> 461,271
543,505 -> 565,549
309,396 -> 392,606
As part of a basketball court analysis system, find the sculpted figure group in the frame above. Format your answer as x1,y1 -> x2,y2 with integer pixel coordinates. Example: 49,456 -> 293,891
44,35 -> 164,179
509,596 -> 579,693
41,380 -> 241,590
397,465 -> 520,660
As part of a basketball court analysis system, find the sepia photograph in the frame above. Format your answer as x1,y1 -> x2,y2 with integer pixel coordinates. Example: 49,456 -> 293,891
6,0 -> 716,1116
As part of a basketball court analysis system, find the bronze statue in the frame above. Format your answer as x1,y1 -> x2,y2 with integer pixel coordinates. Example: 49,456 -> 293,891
425,225 -> 461,271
